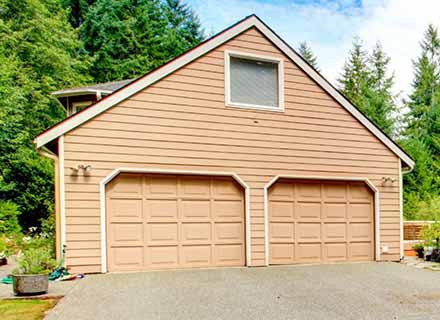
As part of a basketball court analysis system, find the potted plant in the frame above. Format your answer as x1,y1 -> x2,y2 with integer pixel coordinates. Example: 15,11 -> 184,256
11,246 -> 56,296
412,243 -> 425,259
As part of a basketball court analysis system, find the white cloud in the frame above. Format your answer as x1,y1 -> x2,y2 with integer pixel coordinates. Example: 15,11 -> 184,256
187,0 -> 440,98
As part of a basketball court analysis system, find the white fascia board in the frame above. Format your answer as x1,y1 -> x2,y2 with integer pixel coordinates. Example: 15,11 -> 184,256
35,15 -> 414,169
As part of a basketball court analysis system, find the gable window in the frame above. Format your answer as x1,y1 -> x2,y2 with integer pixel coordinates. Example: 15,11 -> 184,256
225,51 -> 284,111
70,101 -> 93,116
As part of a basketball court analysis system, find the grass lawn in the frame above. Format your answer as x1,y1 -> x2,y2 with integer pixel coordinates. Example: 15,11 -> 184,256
0,299 -> 58,320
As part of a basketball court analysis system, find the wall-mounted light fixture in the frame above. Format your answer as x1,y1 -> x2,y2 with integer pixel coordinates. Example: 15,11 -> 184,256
71,164 -> 92,176
381,176 -> 396,186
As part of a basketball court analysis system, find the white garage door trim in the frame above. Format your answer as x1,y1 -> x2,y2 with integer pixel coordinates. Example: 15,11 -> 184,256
100,168 -> 251,273
263,175 -> 380,266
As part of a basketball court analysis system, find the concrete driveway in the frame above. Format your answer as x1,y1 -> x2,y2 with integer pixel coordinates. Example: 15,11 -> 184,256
46,262 -> 440,320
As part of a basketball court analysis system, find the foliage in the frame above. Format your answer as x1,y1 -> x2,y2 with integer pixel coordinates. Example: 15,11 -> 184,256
0,0 -> 91,230
338,39 -> 397,135
0,200 -> 21,235
297,42 -> 320,71
61,0 -> 97,28
403,24 -> 440,219
0,299 -> 58,320
13,235 -> 56,274
81,0 -> 204,82
0,235 -> 15,258
421,222 -> 440,248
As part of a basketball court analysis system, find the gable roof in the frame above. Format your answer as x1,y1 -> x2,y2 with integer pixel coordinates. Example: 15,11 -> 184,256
35,14 -> 414,169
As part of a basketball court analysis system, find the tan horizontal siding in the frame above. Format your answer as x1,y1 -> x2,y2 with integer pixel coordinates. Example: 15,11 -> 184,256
63,27 -> 402,271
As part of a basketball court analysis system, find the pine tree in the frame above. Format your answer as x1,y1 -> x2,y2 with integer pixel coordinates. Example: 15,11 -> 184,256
61,0 -> 97,28
338,39 -> 396,134
297,42 -> 320,71
81,0 -> 205,82
402,24 -> 440,219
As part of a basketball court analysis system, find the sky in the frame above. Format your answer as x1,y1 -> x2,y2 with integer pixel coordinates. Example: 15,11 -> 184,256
185,0 -> 440,98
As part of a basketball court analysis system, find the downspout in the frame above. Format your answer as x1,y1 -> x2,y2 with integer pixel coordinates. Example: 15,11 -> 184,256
400,163 -> 414,260
37,147 -> 62,262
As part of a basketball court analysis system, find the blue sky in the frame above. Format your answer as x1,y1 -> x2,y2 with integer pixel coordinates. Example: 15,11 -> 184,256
185,0 -> 440,97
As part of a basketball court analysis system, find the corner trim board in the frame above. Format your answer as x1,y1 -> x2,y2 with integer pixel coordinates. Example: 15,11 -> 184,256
99,168 -> 251,273
59,136 -> 66,264
263,175 -> 381,266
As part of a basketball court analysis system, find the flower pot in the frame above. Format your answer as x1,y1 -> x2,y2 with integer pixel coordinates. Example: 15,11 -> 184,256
416,249 -> 424,259
12,274 -> 48,296
432,249 -> 440,262
0,257 -> 7,266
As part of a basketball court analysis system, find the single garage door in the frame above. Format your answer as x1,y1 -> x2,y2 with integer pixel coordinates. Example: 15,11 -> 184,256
269,179 -> 374,264
106,173 -> 245,272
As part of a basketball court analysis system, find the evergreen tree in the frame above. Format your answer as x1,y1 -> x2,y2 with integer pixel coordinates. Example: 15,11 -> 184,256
402,24 -> 440,218
338,39 -> 397,135
81,0 -> 204,82
298,42 -> 320,71
61,0 -> 97,28
0,0 -> 90,230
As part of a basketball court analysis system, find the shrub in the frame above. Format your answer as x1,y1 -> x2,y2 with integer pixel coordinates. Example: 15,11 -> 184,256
0,200 -> 21,235
421,222 -> 440,248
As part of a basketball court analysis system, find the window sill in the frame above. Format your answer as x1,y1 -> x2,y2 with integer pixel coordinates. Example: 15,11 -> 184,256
226,102 -> 284,113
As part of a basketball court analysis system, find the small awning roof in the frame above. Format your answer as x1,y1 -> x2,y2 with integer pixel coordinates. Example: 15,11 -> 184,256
52,79 -> 135,97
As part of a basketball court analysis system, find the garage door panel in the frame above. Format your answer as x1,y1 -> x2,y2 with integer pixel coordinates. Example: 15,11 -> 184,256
111,247 -> 144,271
181,200 -> 211,220
269,180 -> 374,265
110,199 -> 143,220
214,222 -> 243,244
323,203 -> 346,220
215,244 -> 244,266
213,200 -> 243,220
297,183 -> 321,199
270,222 -> 294,243
181,245 -> 211,267
146,246 -> 179,268
324,243 -> 347,261
349,223 -> 372,242
297,223 -> 321,242
323,183 -> 346,200
269,201 -> 294,220
323,223 -> 346,242
148,200 -> 178,220
110,175 -> 142,195
270,243 -> 294,264
181,223 -> 211,244
107,174 -> 245,272
297,243 -> 321,262
349,243 -> 372,260
181,178 -> 210,196
296,202 -> 321,220
269,183 -> 294,200
147,223 -> 179,245
349,203 -> 372,220
148,176 -> 178,195
214,179 -> 242,198
110,223 -> 144,246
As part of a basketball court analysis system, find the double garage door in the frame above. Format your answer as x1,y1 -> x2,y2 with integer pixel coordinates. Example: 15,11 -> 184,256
106,173 -> 374,272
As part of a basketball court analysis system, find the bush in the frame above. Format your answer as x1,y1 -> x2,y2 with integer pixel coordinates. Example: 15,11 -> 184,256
421,222 -> 440,248
0,200 -> 21,235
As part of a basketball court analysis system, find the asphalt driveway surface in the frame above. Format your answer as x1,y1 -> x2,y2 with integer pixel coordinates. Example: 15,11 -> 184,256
46,262 -> 440,320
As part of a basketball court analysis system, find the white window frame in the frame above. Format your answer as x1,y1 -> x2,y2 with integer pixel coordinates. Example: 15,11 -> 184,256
224,50 -> 284,112
71,101 -> 93,115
